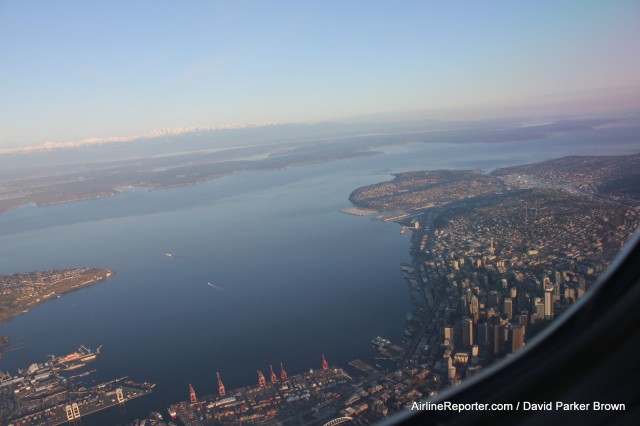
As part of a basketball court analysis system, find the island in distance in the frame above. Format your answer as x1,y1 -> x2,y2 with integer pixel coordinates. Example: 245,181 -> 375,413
0,268 -> 113,324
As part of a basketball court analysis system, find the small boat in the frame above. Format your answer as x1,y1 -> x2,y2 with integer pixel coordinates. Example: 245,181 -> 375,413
164,252 -> 172,257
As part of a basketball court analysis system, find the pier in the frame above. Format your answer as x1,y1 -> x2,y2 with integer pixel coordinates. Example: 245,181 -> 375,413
1,347 -> 155,425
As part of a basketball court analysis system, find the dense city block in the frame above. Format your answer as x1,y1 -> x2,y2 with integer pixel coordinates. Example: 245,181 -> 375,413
338,154 -> 640,423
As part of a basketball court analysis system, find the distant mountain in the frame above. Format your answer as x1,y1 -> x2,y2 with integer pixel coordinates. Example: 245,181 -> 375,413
0,120 -> 453,169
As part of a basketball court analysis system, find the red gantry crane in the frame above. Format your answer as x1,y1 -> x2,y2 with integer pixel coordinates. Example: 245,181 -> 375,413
189,384 -> 197,404
257,370 -> 266,387
217,372 -> 226,397
280,362 -> 288,381
322,354 -> 329,371
270,364 -> 278,384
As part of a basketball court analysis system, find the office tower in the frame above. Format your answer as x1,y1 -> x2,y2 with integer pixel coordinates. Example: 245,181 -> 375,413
492,324 -> 504,355
478,321 -> 490,346
444,326 -> 454,342
470,295 -> 479,323
544,284 -> 554,320
488,290 -> 500,308
462,317 -> 474,348
503,297 -> 513,320
534,297 -> 545,318
510,324 -> 525,353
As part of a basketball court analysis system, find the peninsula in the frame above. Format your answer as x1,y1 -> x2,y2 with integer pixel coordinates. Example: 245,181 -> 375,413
0,268 -> 113,324
350,154 -> 640,212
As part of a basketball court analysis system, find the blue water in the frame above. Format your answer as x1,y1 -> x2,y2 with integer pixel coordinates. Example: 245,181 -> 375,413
1,127 -> 639,424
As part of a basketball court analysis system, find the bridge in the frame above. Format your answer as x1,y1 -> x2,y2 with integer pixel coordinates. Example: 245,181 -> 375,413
322,417 -> 353,426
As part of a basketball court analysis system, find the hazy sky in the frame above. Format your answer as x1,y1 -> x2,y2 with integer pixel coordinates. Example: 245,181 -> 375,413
1,0 -> 639,148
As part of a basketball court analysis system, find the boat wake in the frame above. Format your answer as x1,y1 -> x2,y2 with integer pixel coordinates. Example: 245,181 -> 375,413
207,282 -> 225,292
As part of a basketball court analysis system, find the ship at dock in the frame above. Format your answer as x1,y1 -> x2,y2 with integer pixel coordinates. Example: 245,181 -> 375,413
4,346 -> 155,425
51,345 -> 102,370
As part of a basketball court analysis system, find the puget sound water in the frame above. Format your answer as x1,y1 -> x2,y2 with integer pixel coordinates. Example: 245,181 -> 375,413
1,127 -> 639,424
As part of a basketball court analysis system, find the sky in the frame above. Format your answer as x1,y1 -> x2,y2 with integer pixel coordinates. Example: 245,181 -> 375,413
1,0 -> 639,149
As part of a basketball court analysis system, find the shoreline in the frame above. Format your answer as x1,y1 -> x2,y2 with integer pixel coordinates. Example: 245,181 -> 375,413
0,268 -> 114,326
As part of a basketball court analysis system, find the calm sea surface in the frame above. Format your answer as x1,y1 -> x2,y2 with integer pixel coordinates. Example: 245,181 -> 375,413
1,128 -> 638,424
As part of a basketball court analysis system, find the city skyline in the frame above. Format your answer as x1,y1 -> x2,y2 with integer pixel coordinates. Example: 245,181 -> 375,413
1,0 -> 640,149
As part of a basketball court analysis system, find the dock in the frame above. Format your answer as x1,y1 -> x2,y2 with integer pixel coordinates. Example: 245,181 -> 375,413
340,207 -> 378,216
3,348 -> 155,425
168,366 -> 354,425
348,359 -> 378,375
